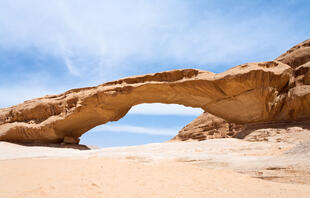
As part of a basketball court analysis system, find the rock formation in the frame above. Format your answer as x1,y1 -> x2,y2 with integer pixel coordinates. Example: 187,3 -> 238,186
171,112 -> 310,142
171,39 -> 310,141
171,112 -> 244,141
276,39 -> 310,68
0,39 -> 310,144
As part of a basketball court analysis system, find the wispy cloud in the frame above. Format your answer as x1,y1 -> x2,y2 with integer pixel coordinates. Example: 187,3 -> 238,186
129,103 -> 203,116
1,0 -> 307,82
92,124 -> 177,136
63,55 -> 80,76
0,0 -> 309,108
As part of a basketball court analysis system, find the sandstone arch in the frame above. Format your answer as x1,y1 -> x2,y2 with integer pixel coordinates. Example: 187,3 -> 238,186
1,39 -> 310,144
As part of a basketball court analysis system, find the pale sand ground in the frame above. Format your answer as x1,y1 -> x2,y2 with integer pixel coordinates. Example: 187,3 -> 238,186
1,157 -> 310,198
1,131 -> 310,198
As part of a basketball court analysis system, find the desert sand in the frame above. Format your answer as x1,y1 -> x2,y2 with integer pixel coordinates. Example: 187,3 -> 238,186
1,156 -> 310,198
1,128 -> 310,198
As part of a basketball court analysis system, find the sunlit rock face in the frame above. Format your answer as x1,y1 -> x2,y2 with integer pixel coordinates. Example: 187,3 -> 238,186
0,39 -> 310,144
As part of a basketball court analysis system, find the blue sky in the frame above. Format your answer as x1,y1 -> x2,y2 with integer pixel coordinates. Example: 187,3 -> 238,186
0,0 -> 309,147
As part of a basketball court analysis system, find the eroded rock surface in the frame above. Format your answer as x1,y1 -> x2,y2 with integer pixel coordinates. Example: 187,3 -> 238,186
1,39 -> 310,143
276,39 -> 310,68
171,112 -> 244,141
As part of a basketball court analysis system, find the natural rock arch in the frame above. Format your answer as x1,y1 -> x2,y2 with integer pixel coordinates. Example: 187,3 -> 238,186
1,39 -> 310,144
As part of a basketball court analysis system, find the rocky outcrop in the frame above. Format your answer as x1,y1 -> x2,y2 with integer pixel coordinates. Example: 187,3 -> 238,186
172,39 -> 310,141
171,112 -> 244,141
171,113 -> 310,142
1,39 -> 310,144
276,39 -> 310,68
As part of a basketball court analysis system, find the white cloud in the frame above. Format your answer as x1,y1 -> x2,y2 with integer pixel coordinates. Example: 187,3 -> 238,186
0,0 -> 303,81
0,1 -> 307,109
92,124 -> 177,136
63,55 -> 80,76
129,103 -> 203,116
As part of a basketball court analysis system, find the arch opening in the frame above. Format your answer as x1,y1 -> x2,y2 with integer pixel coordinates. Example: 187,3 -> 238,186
79,103 -> 203,148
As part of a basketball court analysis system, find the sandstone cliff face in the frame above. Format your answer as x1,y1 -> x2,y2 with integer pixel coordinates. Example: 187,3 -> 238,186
0,39 -> 310,144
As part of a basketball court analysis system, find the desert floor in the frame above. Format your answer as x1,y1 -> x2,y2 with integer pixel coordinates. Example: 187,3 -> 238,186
1,129 -> 310,198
